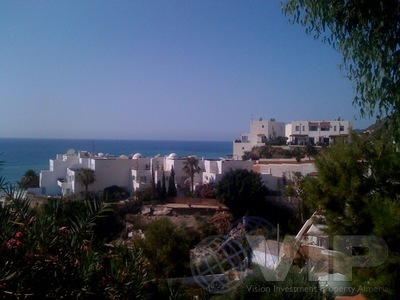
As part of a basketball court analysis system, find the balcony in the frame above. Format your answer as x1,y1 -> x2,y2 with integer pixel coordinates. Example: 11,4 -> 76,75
57,178 -> 72,189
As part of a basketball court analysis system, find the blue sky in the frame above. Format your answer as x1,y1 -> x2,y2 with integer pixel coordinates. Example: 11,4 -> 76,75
0,1 -> 374,141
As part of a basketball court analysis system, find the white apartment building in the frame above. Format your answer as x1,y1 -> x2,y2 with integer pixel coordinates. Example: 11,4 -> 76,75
233,118 -> 286,159
131,153 -> 197,193
286,119 -> 351,145
40,150 -> 138,196
132,153 -> 253,193
40,150 -> 89,195
40,150 -> 254,197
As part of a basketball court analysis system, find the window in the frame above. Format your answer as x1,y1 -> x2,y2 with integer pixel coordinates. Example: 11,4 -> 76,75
340,126 -> 345,131
295,126 -> 300,131
309,126 -> 318,131
320,126 -> 330,131
334,126 -> 337,131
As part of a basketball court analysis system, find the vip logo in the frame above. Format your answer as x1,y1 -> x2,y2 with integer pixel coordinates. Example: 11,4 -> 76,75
190,216 -> 388,293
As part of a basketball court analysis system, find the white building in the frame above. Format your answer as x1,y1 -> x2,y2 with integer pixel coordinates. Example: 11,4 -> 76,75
40,150 -> 255,197
132,153 -> 254,193
286,119 -> 351,145
40,150 -> 138,196
202,159 -> 253,184
253,158 -> 316,192
131,153 -> 196,193
40,150 -> 88,195
233,118 -> 286,159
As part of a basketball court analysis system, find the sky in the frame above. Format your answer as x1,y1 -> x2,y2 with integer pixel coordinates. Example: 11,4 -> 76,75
0,0 -> 375,141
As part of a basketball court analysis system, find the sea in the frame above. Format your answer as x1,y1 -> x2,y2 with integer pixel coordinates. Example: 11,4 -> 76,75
0,138 -> 232,185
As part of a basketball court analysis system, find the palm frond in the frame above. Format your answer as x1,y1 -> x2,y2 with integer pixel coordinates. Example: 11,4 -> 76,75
68,199 -> 113,248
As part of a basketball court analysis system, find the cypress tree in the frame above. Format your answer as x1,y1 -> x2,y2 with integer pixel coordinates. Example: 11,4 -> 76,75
167,166 -> 177,197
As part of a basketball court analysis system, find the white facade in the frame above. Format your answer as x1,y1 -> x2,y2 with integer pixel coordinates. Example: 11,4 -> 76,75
41,148 -> 318,197
202,159 -> 253,184
287,120 -> 351,145
233,118 -> 286,159
40,150 -> 84,195
253,159 -> 316,191
40,151 -> 137,196
40,149 -> 257,197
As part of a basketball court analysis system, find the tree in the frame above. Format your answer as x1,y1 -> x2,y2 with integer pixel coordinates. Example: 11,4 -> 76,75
156,180 -> 162,199
18,169 -> 39,188
284,0 -> 400,141
136,218 -> 190,278
103,185 -> 129,202
182,156 -> 201,195
305,143 -> 318,160
161,171 -> 167,200
298,132 -> 400,298
77,168 -> 96,199
0,192 -> 149,298
167,166 -> 177,197
216,169 -> 268,219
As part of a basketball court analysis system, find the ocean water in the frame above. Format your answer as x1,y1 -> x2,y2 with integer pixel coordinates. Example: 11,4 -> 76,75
0,138 -> 232,185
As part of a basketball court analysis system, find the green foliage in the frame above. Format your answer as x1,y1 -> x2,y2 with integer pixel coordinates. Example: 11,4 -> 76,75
242,145 -> 308,161
229,267 -> 322,299
168,166 -> 178,197
17,169 -> 39,188
0,191 -> 149,298
77,168 -> 96,199
300,133 -> 400,235
265,136 -> 288,146
182,156 -> 202,194
135,218 -> 191,278
305,144 -> 318,159
135,186 -> 159,202
103,185 -> 130,202
216,169 -> 268,218
298,133 -> 400,297
104,244 -> 150,299
149,280 -> 188,300
284,0 -> 400,140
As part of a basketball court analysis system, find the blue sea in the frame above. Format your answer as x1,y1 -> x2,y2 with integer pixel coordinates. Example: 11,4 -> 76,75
0,138 -> 232,185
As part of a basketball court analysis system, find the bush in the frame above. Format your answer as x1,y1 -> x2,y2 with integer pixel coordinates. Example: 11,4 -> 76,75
135,218 -> 191,278
103,185 -> 130,202
0,191 -> 149,298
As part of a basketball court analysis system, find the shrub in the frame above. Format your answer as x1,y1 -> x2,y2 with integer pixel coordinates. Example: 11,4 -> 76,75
0,188 -> 149,299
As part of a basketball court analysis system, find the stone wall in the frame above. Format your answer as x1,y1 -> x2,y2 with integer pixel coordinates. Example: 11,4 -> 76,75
168,197 -> 225,207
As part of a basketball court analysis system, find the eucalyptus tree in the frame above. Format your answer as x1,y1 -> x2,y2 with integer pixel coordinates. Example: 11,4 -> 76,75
284,0 -> 400,141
